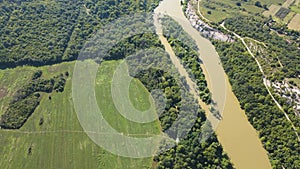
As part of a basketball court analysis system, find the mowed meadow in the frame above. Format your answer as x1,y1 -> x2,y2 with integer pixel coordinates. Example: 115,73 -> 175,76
0,60 -> 159,169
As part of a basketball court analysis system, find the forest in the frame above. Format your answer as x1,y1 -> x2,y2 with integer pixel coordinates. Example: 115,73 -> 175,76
213,40 -> 300,168
128,51 -> 233,168
0,0 -> 161,68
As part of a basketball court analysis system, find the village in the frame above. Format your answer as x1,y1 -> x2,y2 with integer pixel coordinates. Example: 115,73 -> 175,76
266,78 -> 300,116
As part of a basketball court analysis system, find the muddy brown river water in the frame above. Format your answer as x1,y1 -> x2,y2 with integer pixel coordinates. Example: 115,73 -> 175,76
154,0 -> 272,168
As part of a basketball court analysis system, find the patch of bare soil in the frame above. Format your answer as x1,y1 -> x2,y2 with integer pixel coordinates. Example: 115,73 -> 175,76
0,87 -> 8,99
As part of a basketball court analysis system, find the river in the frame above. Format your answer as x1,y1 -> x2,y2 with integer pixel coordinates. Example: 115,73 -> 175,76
154,0 -> 272,168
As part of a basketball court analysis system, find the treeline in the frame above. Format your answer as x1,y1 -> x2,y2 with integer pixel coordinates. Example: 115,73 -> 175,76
113,38 -> 233,167
0,70 -> 68,129
122,45 -> 232,168
136,68 -> 183,132
78,12 -> 163,63
224,16 -> 300,79
106,33 -> 163,61
0,0 -> 161,68
0,0 -> 82,68
213,40 -> 300,168
133,62 -> 232,168
155,123 -> 233,169
161,16 -> 212,104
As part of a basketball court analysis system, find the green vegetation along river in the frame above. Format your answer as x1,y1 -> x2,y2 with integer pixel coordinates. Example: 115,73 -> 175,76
154,0 -> 272,168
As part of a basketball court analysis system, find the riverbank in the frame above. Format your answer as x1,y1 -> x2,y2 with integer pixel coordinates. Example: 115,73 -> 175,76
154,0 -> 272,168
184,2 -> 233,42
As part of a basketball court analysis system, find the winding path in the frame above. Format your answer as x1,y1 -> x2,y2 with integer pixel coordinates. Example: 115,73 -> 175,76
1,129 -> 160,136
197,0 -> 299,142
197,0 -> 210,23
220,22 -> 300,142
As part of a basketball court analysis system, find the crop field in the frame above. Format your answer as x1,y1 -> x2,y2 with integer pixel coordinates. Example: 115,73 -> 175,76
258,0 -> 286,5
261,0 -> 300,30
275,7 -> 291,19
282,0 -> 295,8
263,4 -> 281,16
263,0 -> 294,18
0,61 -> 158,168
288,13 -> 300,30
198,0 -> 286,22
287,0 -> 300,30
290,0 -> 300,13
283,11 -> 296,22
197,0 -> 298,24
291,5 -> 300,13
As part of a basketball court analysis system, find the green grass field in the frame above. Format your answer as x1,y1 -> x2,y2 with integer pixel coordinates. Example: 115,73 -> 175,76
0,60 -> 159,168
95,60 -> 161,136
129,79 -> 151,112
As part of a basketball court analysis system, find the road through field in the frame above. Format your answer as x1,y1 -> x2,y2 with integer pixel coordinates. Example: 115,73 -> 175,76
154,0 -> 272,168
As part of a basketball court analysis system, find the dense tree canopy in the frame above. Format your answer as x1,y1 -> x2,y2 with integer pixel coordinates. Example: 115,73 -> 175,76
133,60 -> 232,169
224,16 -> 300,79
0,0 -> 161,68
213,40 -> 300,168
